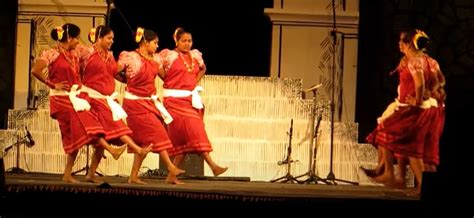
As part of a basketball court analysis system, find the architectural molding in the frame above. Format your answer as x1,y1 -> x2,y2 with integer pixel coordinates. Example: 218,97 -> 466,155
19,0 -> 107,15
265,9 -> 359,28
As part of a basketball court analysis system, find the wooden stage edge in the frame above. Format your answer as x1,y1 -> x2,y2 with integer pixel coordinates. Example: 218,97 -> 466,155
0,172 -> 437,214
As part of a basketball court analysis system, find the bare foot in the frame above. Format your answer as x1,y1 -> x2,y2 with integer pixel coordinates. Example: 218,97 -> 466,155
360,166 -> 383,178
392,182 -> 404,189
128,178 -> 147,185
112,145 -> 127,160
138,144 -> 153,157
167,166 -> 185,176
392,177 -> 406,189
165,174 -> 184,185
371,173 -> 395,186
63,175 -> 80,184
424,164 -> 437,172
212,166 -> 228,177
404,187 -> 421,197
85,175 -> 103,184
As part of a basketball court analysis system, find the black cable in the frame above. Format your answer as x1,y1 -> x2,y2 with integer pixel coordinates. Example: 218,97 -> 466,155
113,3 -> 134,35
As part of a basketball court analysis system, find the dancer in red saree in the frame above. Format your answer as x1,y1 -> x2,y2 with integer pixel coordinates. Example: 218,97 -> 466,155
78,25 -> 152,183
31,23 -> 125,183
160,27 -> 227,177
118,28 -> 184,184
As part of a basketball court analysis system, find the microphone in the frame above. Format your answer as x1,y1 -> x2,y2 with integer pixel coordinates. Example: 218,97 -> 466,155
106,0 -> 115,8
277,160 -> 298,165
4,145 -> 14,153
303,83 -> 323,93
106,0 -> 115,27
25,127 -> 35,147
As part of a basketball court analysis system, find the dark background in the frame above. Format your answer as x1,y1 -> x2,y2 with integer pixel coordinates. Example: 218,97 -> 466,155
109,0 -> 274,76
356,0 -> 473,207
0,0 -> 17,130
1,0 -> 472,209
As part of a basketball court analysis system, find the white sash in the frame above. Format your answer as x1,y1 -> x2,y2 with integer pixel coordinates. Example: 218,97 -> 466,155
377,97 -> 439,124
124,91 -> 173,124
81,85 -> 128,121
162,86 -> 204,109
50,84 -> 91,112
396,97 -> 438,109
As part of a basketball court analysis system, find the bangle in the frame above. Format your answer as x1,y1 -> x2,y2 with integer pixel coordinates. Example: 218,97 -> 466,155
45,79 -> 55,89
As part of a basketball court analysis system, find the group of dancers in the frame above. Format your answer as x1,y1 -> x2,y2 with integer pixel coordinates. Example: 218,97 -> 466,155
31,23 -> 227,185
363,29 -> 446,196
31,23 -> 445,196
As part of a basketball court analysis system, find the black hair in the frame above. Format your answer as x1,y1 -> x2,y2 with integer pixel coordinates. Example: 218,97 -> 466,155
88,25 -> 113,43
50,23 -> 80,42
401,29 -> 430,51
173,27 -> 191,43
135,27 -> 158,44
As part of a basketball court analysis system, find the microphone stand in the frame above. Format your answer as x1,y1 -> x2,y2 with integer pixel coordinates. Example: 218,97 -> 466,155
5,132 -> 29,173
294,87 -> 330,184
106,0 -> 113,27
72,145 -> 104,177
270,119 -> 299,183
324,0 -> 358,185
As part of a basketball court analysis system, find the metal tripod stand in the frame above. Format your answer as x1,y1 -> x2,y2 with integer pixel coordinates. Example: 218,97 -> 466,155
4,128 -> 34,173
270,119 -> 299,183
294,88 -> 330,184
72,145 -> 103,176
5,137 -> 28,173
323,0 -> 358,185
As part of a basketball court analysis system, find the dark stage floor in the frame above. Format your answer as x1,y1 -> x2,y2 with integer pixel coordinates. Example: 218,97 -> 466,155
4,172 -> 416,199
0,172 -> 437,215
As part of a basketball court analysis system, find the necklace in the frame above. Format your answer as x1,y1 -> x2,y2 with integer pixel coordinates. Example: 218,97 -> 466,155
178,51 -> 195,73
136,49 -> 154,61
94,45 -> 110,63
57,45 -> 79,74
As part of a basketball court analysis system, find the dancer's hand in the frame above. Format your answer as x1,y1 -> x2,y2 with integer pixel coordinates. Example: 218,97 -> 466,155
405,95 -> 419,106
53,81 -> 70,90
